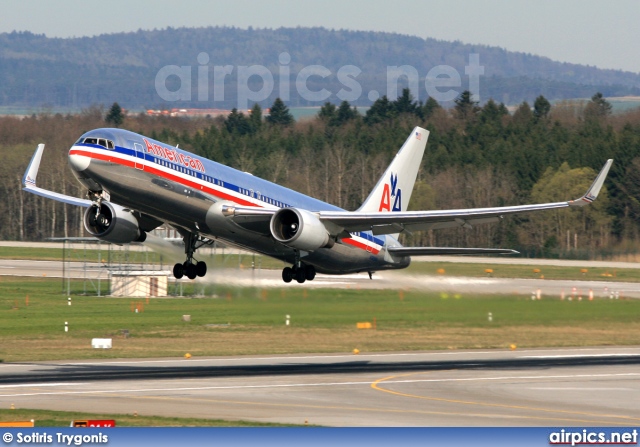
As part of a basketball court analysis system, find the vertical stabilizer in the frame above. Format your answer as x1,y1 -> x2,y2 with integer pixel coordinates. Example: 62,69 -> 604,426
358,126 -> 429,214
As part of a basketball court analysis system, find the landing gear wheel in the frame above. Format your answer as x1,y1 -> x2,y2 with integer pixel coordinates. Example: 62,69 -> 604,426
196,261 -> 207,277
305,265 -> 316,281
173,263 -> 184,279
185,262 -> 197,280
282,267 -> 293,283
295,267 -> 306,284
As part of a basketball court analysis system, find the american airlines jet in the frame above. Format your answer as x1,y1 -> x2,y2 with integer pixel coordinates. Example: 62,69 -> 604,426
22,126 -> 612,283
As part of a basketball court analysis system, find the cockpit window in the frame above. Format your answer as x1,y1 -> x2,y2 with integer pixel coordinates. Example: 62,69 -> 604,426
81,137 -> 115,149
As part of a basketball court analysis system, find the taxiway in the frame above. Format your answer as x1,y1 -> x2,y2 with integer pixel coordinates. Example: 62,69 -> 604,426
1,347 -> 639,426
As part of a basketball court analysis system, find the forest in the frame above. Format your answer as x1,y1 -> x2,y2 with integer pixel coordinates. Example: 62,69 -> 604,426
1,90 -> 640,260
1,26 -> 640,110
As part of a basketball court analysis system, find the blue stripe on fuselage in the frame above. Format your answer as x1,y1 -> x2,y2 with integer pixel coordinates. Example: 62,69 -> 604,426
75,128 -> 388,250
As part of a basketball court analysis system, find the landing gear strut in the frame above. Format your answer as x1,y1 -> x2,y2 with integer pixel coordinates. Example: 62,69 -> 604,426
173,232 -> 212,280
282,264 -> 316,284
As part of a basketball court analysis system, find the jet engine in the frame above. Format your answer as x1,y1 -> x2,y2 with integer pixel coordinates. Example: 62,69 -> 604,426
270,208 -> 333,251
84,201 -> 147,244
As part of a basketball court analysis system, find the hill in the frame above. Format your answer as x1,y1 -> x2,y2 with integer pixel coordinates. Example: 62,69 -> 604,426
1,26 -> 639,110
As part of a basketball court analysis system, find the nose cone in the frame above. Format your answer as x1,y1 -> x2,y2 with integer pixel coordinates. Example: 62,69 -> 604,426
69,149 -> 91,172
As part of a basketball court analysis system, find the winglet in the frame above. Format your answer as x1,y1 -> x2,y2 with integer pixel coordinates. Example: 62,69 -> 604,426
22,143 -> 45,188
22,144 -> 92,207
570,159 -> 613,207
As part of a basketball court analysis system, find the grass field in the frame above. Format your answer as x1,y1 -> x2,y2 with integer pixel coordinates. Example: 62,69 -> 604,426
407,261 -> 640,282
0,409 -> 294,427
1,277 -> 639,362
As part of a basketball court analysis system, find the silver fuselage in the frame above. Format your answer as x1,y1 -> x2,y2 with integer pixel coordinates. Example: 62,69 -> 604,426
69,128 -> 410,274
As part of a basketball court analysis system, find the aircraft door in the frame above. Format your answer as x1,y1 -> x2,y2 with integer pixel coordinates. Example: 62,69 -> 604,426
134,143 -> 144,170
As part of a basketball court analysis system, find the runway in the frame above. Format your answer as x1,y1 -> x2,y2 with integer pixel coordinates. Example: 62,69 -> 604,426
1,259 -> 640,297
1,347 -> 639,426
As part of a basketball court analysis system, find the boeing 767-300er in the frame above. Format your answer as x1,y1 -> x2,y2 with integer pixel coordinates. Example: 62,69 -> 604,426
22,126 -> 612,283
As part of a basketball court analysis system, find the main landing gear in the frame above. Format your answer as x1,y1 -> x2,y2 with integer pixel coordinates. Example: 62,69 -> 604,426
282,264 -> 316,284
173,232 -> 212,280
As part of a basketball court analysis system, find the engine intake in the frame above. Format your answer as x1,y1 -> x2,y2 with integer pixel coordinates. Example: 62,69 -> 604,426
270,208 -> 332,251
84,201 -> 146,244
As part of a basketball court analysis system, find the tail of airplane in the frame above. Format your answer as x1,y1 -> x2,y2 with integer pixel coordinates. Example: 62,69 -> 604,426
357,126 -> 429,214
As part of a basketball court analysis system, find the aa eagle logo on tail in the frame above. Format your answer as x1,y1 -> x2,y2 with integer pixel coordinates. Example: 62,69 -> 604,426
378,172 -> 402,212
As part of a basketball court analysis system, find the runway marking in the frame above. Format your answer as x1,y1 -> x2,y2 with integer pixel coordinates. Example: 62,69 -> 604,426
529,387 -> 633,391
519,354 -> 640,359
5,347 -> 638,368
0,383 -> 88,389
49,389 -> 636,426
371,371 -> 640,425
2,372 -> 639,396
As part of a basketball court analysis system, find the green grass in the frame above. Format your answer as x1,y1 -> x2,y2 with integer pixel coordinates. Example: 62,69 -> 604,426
0,247 -> 66,261
1,276 -> 639,362
405,261 -> 640,282
0,409 -> 297,427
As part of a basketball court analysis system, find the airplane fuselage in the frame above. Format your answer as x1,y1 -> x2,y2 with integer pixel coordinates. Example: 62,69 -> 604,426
68,128 -> 409,275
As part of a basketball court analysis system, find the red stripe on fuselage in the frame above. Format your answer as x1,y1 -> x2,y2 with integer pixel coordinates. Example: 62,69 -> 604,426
70,147 -> 383,255
342,237 -> 380,255
69,148 -> 258,207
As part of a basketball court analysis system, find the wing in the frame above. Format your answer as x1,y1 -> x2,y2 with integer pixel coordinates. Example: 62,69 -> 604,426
22,144 -> 92,207
222,159 -> 613,236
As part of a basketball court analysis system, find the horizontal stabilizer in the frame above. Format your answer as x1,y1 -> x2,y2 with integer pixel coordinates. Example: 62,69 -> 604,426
387,247 -> 519,256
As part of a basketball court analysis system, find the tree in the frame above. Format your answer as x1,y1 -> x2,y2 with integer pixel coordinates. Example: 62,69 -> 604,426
248,103 -> 263,133
105,102 -> 124,127
511,101 -> 533,127
479,99 -> 507,124
335,100 -> 359,126
521,162 -> 611,254
422,97 -> 441,120
453,90 -> 480,121
393,88 -> 420,117
584,92 -> 612,121
225,108 -> 250,135
533,95 -> 551,121
364,95 -> 395,125
318,102 -> 337,122
266,98 -> 294,126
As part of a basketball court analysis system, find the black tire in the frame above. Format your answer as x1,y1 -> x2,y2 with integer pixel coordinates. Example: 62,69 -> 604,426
282,267 -> 293,283
196,261 -> 207,277
305,265 -> 316,281
173,263 -> 184,279
295,267 -> 306,284
185,263 -> 197,280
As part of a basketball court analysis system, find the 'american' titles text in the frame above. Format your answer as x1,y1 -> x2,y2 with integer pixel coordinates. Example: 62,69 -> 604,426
143,138 -> 205,173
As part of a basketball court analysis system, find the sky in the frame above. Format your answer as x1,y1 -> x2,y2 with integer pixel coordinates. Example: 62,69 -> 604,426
2,0 -> 639,73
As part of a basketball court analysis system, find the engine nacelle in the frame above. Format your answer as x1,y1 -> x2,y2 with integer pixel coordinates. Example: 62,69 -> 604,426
84,201 -> 146,244
270,208 -> 332,251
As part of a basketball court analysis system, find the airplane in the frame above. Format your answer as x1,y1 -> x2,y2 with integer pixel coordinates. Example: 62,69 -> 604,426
22,126 -> 612,283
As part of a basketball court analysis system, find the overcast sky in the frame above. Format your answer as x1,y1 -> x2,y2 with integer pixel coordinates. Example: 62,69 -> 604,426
3,0 -> 639,73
